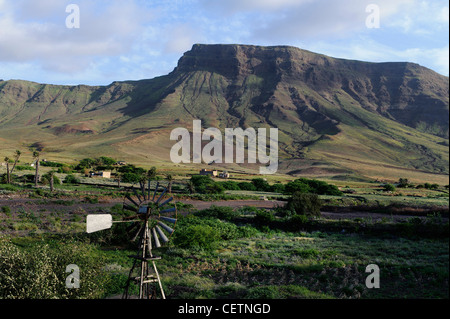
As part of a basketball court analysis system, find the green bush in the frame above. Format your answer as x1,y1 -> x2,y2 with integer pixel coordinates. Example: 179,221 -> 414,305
1,206 -> 11,217
383,184 -> 396,192
0,237 -> 108,299
251,178 -> 271,192
64,174 -> 80,184
194,205 -> 239,221
173,224 -> 220,250
254,210 -> 275,225
41,172 -> 61,185
285,192 -> 322,217
237,182 -> 257,191
284,178 -> 342,196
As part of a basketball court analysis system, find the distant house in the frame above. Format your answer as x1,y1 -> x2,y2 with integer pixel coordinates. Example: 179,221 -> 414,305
199,169 -> 218,177
116,161 -> 127,166
89,171 -> 111,178
219,171 -> 230,178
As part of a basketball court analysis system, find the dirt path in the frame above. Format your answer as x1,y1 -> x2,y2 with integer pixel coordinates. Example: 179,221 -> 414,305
0,196 -> 446,223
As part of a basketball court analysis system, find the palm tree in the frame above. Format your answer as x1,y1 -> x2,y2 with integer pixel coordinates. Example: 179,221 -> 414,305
147,166 -> 157,192
33,151 -> 40,187
49,171 -> 54,193
166,174 -> 174,193
4,156 -> 10,184
10,150 -> 21,176
115,172 -> 122,188
187,180 -> 195,194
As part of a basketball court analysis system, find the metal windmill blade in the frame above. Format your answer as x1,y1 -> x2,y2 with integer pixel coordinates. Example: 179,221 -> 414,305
121,181 -> 178,250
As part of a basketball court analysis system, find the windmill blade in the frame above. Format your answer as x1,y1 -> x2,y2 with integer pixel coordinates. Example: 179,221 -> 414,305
147,180 -> 151,201
131,224 -> 145,242
86,214 -> 112,233
152,228 -> 161,248
126,221 -> 140,233
158,196 -> 173,208
160,207 -> 176,214
155,226 -> 169,243
152,182 -> 160,201
156,187 -> 167,204
125,194 -> 140,208
132,187 -> 143,204
160,216 -> 176,224
123,203 -> 138,213
157,221 -> 174,235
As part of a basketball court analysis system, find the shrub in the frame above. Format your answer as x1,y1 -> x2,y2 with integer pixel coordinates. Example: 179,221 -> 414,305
217,181 -> 241,190
251,178 -> 271,192
64,174 -> 80,184
173,224 -> 220,250
1,206 -> 11,217
383,184 -> 396,192
284,178 -> 342,196
0,237 -> 108,299
237,182 -> 257,191
254,210 -> 275,225
41,172 -> 61,185
195,205 -> 239,221
285,192 -> 322,217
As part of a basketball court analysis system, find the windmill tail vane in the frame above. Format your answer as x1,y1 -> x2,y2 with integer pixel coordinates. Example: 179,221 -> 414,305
85,182 -> 177,299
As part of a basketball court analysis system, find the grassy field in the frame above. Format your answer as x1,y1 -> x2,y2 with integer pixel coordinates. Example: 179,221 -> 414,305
0,168 -> 448,300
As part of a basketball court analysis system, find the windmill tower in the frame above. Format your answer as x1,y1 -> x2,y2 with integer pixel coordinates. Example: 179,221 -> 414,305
86,181 -> 177,299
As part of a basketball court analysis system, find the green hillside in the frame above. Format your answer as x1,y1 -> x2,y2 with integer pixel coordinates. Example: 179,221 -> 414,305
0,44 -> 448,183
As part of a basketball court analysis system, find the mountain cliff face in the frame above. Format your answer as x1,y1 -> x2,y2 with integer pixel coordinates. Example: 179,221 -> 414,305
0,44 -> 448,180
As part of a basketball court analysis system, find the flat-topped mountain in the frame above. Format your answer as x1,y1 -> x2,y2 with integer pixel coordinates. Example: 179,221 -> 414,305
0,44 -> 448,181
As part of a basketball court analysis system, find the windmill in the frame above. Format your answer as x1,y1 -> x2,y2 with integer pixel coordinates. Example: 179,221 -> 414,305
86,180 -> 177,299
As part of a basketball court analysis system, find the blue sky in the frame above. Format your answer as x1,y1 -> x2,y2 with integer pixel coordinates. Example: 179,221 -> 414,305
0,0 -> 448,86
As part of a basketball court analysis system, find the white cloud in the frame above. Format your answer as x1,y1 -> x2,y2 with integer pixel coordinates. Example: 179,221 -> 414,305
0,0 -> 152,74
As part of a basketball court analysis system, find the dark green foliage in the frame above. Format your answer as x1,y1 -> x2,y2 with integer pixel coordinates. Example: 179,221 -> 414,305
237,182 -> 257,191
40,161 -> 64,168
64,174 -> 80,184
251,178 -> 271,192
190,175 -> 225,194
284,178 -> 342,196
121,172 -> 141,184
254,210 -> 275,225
383,184 -> 396,192
0,238 -> 108,299
173,224 -> 220,250
217,181 -> 241,190
41,172 -> 61,185
14,165 -> 34,171
1,206 -> 11,216
270,183 -> 285,193
194,205 -> 239,221
285,192 -> 322,217
398,178 -> 410,188
173,216 -> 258,249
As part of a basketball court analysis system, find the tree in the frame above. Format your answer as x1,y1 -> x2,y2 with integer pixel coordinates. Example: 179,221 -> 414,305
10,150 -> 21,175
166,174 -> 174,193
33,151 -> 40,187
251,178 -> 270,192
187,180 -> 195,194
383,184 -> 396,192
4,157 -> 10,184
285,192 -> 322,217
49,171 -> 54,192
398,178 -> 409,188
3,151 -> 21,184
115,172 -> 122,188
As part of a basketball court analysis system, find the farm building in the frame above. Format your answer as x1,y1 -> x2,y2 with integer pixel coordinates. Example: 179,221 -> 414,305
89,171 -> 111,178
199,169 -> 218,177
